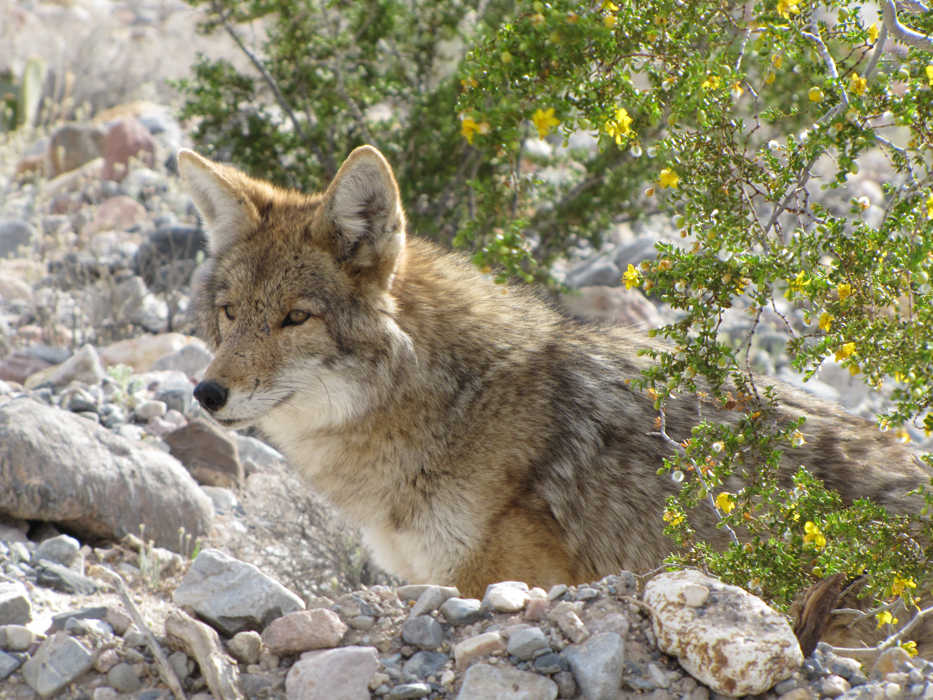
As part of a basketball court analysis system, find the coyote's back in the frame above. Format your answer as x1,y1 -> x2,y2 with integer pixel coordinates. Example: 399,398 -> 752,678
179,145 -> 927,647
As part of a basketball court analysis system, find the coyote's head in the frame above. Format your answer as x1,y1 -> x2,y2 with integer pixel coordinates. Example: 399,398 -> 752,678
178,146 -> 414,437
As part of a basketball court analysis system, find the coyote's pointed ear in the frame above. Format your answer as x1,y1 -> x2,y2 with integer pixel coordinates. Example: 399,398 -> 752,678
322,146 -> 405,287
176,149 -> 261,254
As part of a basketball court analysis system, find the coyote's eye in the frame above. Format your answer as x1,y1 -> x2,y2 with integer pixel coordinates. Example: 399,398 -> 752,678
282,309 -> 312,327
221,305 -> 235,321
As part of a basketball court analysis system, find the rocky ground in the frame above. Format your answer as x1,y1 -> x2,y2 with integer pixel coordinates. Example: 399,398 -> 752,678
1,1 -> 932,699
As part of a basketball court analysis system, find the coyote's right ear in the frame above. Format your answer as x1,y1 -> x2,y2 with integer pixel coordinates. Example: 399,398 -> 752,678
177,149 -> 261,254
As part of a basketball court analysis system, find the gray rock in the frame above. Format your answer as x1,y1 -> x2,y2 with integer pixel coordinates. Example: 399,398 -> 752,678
173,548 -> 304,636
0,398 -> 213,552
164,418 -> 243,488
0,219 -> 33,258
534,652 -> 569,674
49,606 -> 109,633
201,486 -> 239,514
0,649 -> 24,680
22,632 -> 94,697
440,597 -> 483,625
135,400 -> 167,420
47,123 -> 105,176
400,615 -> 445,650
107,662 -> 142,693
168,650 -> 191,680
285,645 -> 378,700
565,255 -> 621,289
456,663 -> 558,700
228,630 -> 262,664
563,632 -> 625,700
35,534 -> 81,568
152,343 -> 212,379
508,626 -> 550,660
612,236 -> 660,271
403,650 -> 448,679
24,344 -> 105,389
0,580 -> 31,624
133,225 -> 207,292
36,559 -> 99,595
151,371 -> 194,415
0,624 -> 34,651
387,682 -> 432,699
236,434 -> 286,475
410,586 -> 458,617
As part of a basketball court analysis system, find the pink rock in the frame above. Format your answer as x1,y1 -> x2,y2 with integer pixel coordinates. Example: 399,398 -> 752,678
83,196 -> 147,235
102,118 -> 155,181
262,609 -> 348,655
285,646 -> 378,700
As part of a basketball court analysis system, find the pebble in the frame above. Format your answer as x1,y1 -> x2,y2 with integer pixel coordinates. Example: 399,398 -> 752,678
440,597 -> 482,625
562,631 -> 625,700
400,614 -> 445,650
549,601 -> 589,643
387,681 -> 432,699
507,626 -> 550,660
410,585 -> 458,617
456,662 -> 558,700
228,630 -> 263,664
35,534 -> 81,567
454,631 -> 506,671
403,650 -> 448,679
107,662 -> 142,693
0,625 -> 34,651
261,608 -> 347,654
484,581 -> 530,613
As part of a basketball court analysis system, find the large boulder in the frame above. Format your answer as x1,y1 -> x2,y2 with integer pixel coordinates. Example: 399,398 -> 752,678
0,398 -> 213,551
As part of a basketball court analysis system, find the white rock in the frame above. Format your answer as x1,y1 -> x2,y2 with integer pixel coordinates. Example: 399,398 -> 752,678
456,663 -> 557,699
483,581 -> 529,613
644,570 -> 802,696
285,646 -> 378,700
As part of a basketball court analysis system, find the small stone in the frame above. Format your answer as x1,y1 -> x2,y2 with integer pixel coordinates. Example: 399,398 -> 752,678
0,581 -> 31,624
0,624 -> 34,651
484,581 -> 530,613
872,647 -> 913,677
548,584 -> 568,601
534,652 -> 569,674
168,651 -> 190,680
22,632 -> 94,697
349,615 -> 375,630
262,608 -> 347,654
135,400 -> 167,420
36,559 -> 99,594
0,650 -> 24,680
229,630 -> 262,664
454,631 -> 506,671
440,597 -> 482,625
820,674 -> 850,698
774,677 -> 799,694
285,646 -> 378,700
456,662 -> 558,700
562,632 -> 624,700
400,615 -> 445,650
507,626 -> 550,661
410,586 -> 458,617
95,648 -> 120,673
387,682 -> 432,699
107,662 -> 142,693
525,597 -> 550,621
554,670 -> 577,698
549,601 -> 588,643
777,688 -> 816,700
93,688 -> 119,700
575,586 -> 599,601
35,534 -> 81,568
403,650 -> 448,679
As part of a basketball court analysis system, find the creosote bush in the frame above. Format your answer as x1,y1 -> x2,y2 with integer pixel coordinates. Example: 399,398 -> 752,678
178,0 -> 933,654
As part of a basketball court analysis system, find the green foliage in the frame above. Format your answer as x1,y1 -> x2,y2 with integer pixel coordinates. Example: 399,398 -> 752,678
178,0 -> 933,642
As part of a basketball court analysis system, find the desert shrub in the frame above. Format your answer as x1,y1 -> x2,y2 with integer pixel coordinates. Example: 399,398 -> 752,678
177,0 -> 933,653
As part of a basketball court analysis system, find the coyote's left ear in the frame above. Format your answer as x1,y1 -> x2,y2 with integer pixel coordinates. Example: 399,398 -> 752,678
176,149 -> 261,254
322,145 -> 405,287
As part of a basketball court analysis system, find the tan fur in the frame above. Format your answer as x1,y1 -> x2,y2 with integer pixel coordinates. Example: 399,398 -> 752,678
178,146 -> 929,650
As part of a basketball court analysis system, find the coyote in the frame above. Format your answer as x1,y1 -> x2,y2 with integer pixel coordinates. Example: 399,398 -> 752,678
178,146 -> 926,633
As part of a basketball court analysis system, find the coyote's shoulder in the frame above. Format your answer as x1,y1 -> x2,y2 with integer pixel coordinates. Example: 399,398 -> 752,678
178,145 -> 925,603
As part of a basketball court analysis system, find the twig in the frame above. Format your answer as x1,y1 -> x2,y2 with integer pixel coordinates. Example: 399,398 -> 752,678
829,604 -> 933,662
93,566 -> 187,700
801,18 -> 848,108
880,0 -> 933,51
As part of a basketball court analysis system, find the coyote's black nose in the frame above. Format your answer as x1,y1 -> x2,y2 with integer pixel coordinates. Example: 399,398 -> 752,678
194,380 -> 228,412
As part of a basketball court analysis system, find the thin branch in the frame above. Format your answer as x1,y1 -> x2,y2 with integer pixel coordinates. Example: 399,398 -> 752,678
802,18 -> 849,109
881,0 -> 933,51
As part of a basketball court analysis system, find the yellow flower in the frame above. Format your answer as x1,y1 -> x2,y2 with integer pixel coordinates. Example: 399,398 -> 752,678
927,65 -> 933,87
834,342 -> 856,361
891,575 -> 917,596
788,270 -> 809,294
867,22 -> 879,44
848,364 -> 860,376
532,107 -> 560,138
603,13 -> 617,28
715,492 -> 736,514
701,75 -> 721,90
663,509 -> 684,525
837,282 -> 852,300
460,116 -> 489,144
461,77 -> 478,90
876,610 -> 898,628
791,430 -> 807,447
849,73 -> 868,96
604,107 -> 634,145
818,312 -> 833,332
777,0 -> 802,19
622,264 -> 641,290
803,521 -> 826,549
902,641 -> 919,657
896,428 -> 911,444
765,71 -> 776,85
926,193 -> 933,220
600,0 -> 619,10
772,54 -> 783,69
808,86 -> 824,102
657,168 -> 680,189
